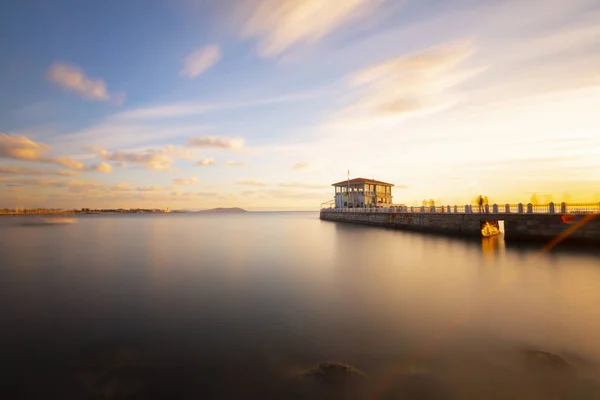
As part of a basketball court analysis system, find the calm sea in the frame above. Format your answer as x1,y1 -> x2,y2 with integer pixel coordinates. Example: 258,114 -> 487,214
1,212 -> 599,399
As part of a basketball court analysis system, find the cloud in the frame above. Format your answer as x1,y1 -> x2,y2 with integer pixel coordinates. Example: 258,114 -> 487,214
58,170 -> 80,177
196,158 -> 215,167
113,104 -> 222,120
186,135 -> 244,150
278,182 -> 328,189
0,133 -> 84,170
111,183 -> 131,192
225,160 -> 248,167
291,162 -> 309,170
87,145 -> 184,171
109,92 -> 317,121
237,179 -> 267,187
172,176 -> 199,186
93,162 -> 113,173
54,180 -> 105,193
181,44 -> 221,78
239,0 -> 385,57
47,63 -> 113,101
136,186 -> 163,192
335,40 -> 481,125
262,188 -> 329,199
0,177 -> 60,187
0,165 -> 78,176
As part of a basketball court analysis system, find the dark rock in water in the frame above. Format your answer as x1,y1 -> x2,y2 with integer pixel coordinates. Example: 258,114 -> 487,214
521,349 -> 570,369
301,362 -> 368,384
288,362 -> 368,399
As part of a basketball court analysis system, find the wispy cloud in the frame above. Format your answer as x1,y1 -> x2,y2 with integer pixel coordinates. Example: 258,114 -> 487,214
237,179 -> 267,187
112,104 -> 222,120
47,63 -> 118,102
333,39 -> 481,126
240,0 -> 386,57
0,133 -> 84,170
291,162 -> 309,170
186,136 -> 244,150
57,170 -> 80,177
136,186 -> 163,192
172,176 -> 199,186
110,92 -> 317,121
0,166 -> 81,178
196,158 -> 215,167
225,160 -> 248,167
181,44 -> 221,78
110,183 -> 131,192
0,165 -> 69,176
278,182 -> 328,189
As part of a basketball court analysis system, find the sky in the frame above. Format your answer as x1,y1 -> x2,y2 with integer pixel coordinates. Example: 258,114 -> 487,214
1,0 -> 600,211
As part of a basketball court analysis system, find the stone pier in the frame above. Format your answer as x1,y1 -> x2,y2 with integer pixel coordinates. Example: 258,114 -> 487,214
320,211 -> 600,244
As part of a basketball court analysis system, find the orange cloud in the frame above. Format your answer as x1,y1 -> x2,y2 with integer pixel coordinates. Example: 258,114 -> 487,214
93,162 -> 113,173
0,134 -> 84,170
58,170 -> 80,177
87,145 -> 183,171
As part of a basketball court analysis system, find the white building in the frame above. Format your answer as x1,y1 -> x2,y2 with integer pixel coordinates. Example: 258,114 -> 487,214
332,178 -> 394,208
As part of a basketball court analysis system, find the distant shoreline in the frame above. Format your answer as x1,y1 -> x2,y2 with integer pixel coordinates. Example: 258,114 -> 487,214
0,207 -> 249,216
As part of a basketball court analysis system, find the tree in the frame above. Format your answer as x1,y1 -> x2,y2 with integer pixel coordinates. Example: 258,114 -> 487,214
428,199 -> 435,207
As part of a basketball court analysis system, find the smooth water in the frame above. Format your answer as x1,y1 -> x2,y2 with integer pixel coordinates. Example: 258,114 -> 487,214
1,212 -> 599,399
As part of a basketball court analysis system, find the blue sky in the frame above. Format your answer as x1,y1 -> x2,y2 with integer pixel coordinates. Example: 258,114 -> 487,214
1,0 -> 600,210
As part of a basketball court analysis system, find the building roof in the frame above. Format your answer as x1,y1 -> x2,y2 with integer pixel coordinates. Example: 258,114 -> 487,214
332,177 -> 394,186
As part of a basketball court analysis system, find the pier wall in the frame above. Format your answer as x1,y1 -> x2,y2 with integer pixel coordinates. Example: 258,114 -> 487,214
320,211 -> 600,243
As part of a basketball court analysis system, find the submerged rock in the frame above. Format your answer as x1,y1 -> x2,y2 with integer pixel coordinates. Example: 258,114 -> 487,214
521,349 -> 570,369
288,362 -> 368,399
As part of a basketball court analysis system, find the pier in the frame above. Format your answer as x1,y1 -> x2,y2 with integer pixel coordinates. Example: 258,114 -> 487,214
320,177 -> 600,244
320,202 -> 600,243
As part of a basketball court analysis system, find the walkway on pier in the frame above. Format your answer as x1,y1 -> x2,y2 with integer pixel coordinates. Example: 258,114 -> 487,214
321,202 -> 600,215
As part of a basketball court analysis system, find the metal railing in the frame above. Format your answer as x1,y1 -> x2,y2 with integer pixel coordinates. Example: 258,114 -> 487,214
320,202 -> 600,215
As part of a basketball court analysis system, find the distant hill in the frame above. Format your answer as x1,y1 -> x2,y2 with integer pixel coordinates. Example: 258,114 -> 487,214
197,207 -> 247,213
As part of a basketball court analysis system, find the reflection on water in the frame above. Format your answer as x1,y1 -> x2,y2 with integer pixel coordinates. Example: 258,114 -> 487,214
0,212 -> 599,399
481,235 -> 506,259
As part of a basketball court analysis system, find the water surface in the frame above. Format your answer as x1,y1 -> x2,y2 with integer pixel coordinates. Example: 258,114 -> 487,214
1,212 -> 599,398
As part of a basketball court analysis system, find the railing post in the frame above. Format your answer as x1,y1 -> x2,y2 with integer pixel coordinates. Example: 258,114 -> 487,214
518,203 -> 523,214
492,204 -> 498,213
527,203 -> 533,214
560,202 -> 567,213
485,204 -> 490,214
549,202 -> 555,214
447,205 -> 451,213
505,204 -> 510,213
410,206 -> 414,213
454,205 -> 458,213
430,206 -> 435,213
420,206 -> 425,213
